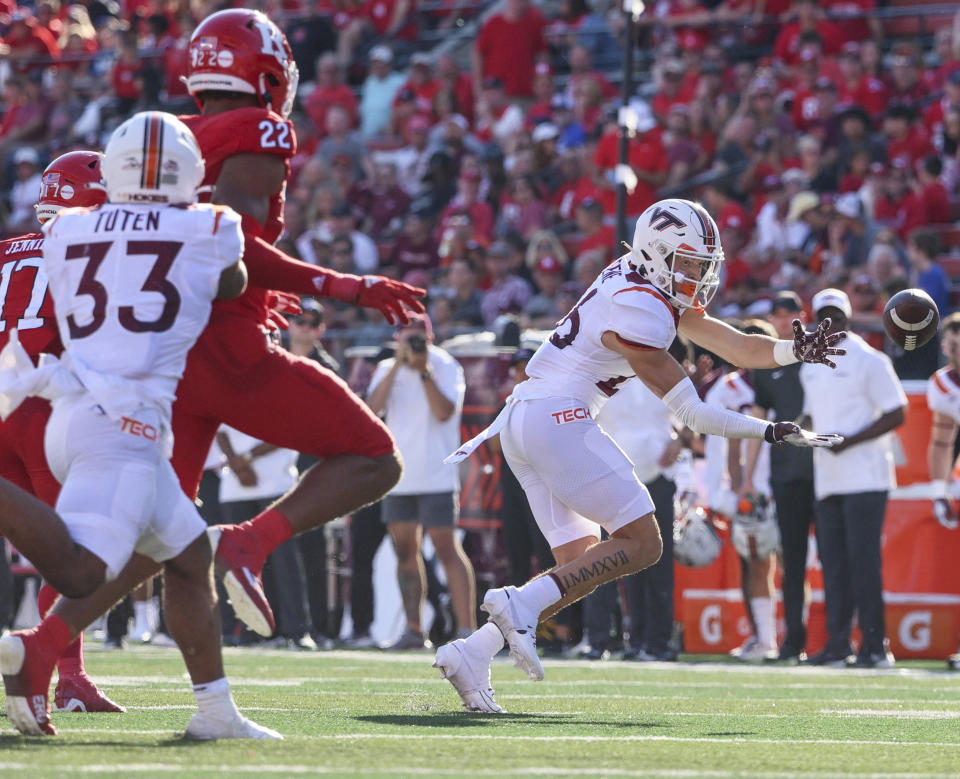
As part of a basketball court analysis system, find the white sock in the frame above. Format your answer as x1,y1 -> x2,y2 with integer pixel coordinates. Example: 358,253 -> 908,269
465,622 -> 505,659
133,601 -> 149,627
751,597 -> 775,649
192,677 -> 239,718
517,575 -> 562,615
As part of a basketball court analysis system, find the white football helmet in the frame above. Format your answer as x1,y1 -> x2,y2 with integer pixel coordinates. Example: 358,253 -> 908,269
101,111 -> 205,205
674,504 -> 723,568
630,198 -> 725,310
731,494 -> 781,559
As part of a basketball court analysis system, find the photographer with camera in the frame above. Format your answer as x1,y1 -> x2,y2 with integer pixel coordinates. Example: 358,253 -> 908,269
366,313 -> 474,650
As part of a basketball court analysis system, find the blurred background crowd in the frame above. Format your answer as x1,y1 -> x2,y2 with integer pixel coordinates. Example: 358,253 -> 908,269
2,0 -> 960,653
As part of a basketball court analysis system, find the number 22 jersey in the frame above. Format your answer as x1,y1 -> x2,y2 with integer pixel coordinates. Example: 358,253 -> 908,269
519,254 -> 685,416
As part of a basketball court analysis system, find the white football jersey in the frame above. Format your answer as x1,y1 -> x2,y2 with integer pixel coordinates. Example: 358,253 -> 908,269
927,367 -> 960,424
42,202 -> 242,422
518,254 -> 683,415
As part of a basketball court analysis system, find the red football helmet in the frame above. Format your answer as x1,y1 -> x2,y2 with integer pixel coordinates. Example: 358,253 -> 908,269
186,9 -> 299,118
35,150 -> 107,224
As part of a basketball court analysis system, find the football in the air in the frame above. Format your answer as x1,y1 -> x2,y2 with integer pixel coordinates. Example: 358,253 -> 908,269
882,288 -> 940,351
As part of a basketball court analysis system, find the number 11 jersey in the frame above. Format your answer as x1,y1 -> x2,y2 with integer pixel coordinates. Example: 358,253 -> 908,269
520,254 -> 684,415
41,202 -> 243,421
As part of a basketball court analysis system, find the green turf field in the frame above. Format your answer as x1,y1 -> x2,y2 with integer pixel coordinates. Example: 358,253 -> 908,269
2,646 -> 959,777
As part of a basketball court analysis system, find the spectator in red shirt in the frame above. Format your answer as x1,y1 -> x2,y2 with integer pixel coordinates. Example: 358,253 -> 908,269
437,54 -> 475,126
34,0 -> 64,42
474,77 -> 525,145
651,59 -> 697,122
836,42 -> 888,118
364,0 -> 418,40
304,53 -> 359,138
668,0 -> 712,53
528,62 -> 556,125
473,0 -> 547,98
0,74 -> 52,161
924,28 -> 960,92
916,155 -> 952,226
663,105 -> 700,189
819,0 -> 879,42
4,8 -> 61,72
592,105 -> 668,216
773,0 -> 842,66
887,47 -> 927,111
497,174 -> 548,239
390,209 -> 440,277
923,70 -> 960,138
837,146 -> 871,193
566,44 -> 618,106
551,149 -> 601,221
705,180 -> 749,238
397,53 -> 441,121
348,160 -> 412,240
111,34 -> 143,112
575,197 -> 615,260
883,106 -> 935,169
438,169 -> 495,244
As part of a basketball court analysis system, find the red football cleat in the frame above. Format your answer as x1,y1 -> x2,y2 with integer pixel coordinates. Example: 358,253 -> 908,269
207,524 -> 275,637
0,631 -> 57,736
55,672 -> 126,713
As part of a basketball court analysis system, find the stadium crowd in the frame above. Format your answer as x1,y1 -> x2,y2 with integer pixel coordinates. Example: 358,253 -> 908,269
2,0 -> 960,656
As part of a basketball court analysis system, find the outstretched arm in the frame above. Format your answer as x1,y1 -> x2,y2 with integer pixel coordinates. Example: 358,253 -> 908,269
601,331 -> 837,446
213,154 -> 425,324
679,309 -> 846,370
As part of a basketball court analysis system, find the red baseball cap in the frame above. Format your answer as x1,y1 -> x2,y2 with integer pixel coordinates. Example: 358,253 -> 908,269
535,256 -> 563,274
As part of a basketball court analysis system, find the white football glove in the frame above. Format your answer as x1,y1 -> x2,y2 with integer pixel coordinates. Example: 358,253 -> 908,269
932,480 -> 959,530
766,422 -> 844,448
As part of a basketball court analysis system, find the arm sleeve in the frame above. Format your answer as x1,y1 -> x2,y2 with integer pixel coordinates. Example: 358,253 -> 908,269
240,226 -> 342,295
662,377 -> 770,440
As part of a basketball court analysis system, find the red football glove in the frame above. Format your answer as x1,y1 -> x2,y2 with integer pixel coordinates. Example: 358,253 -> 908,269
792,318 -> 847,369
264,291 -> 303,332
323,274 -> 426,326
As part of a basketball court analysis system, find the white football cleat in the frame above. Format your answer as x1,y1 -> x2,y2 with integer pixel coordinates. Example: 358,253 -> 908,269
481,587 -> 544,681
184,710 -> 283,740
433,639 -> 503,713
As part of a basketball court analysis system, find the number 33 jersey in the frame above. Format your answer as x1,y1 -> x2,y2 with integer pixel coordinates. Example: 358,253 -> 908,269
40,202 -> 243,421
520,254 -> 684,415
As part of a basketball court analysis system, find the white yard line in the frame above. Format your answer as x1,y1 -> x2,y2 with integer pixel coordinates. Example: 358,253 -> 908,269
820,709 -> 960,719
1,764 -> 957,778
95,675 -> 959,692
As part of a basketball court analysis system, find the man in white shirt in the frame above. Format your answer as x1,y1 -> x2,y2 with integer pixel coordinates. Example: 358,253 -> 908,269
801,288 -> 907,669
367,313 -> 473,650
360,45 -> 406,138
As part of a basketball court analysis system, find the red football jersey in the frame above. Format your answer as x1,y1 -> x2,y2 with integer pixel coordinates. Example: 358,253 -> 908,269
181,107 -> 298,322
0,233 -> 61,361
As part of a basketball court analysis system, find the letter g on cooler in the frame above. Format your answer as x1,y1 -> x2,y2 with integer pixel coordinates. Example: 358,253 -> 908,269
899,611 -> 932,652
699,604 -> 722,645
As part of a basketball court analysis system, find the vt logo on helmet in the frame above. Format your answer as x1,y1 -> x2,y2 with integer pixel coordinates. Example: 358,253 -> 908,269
185,9 -> 300,118
101,112 -> 205,205
35,151 -> 107,224
630,198 -> 725,311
